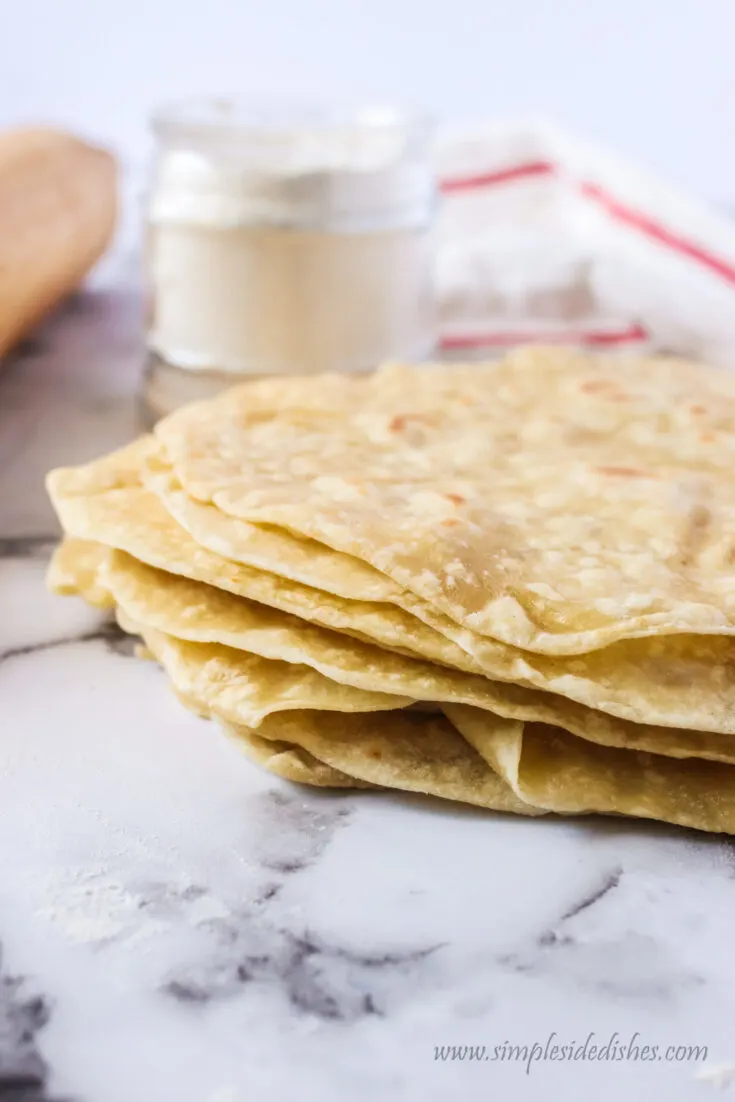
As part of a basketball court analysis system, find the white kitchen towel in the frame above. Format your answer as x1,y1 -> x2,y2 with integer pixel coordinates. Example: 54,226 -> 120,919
435,118 -> 735,365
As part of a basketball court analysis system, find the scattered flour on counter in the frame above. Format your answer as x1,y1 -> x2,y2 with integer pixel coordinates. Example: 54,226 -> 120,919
34,868 -> 162,946
23,791 -> 351,955
31,865 -> 234,948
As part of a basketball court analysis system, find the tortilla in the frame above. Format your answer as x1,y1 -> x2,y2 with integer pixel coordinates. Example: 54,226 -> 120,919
220,725 -> 369,789
102,546 -> 532,710
142,449 -> 407,604
45,471 -> 735,737
142,663 -> 370,790
46,537 -> 114,609
46,479 -> 483,672
46,534 -> 735,833
53,443 -> 516,669
96,546 -> 735,764
446,705 -> 735,835
49,536 -> 735,764
225,707 -> 735,834
225,709 -> 540,816
153,351 -> 735,654
120,616 -> 411,729
48,436 -> 153,495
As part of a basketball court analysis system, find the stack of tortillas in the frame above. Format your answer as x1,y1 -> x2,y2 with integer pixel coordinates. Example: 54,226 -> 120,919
45,348 -> 735,833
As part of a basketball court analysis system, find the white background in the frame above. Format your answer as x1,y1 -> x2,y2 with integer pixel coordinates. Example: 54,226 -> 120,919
0,0 -> 733,202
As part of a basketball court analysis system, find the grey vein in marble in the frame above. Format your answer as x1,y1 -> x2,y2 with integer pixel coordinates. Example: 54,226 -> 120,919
153,791 -> 445,1020
0,946 -> 71,1102
0,621 -> 136,666
0,539 -> 58,561
497,861 -> 708,1003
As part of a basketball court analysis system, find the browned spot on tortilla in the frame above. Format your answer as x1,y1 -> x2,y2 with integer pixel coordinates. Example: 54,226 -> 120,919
445,493 -> 465,505
700,432 -> 716,443
580,379 -> 630,400
690,404 -> 707,416
594,466 -> 657,479
388,412 -> 435,433
441,517 -> 461,527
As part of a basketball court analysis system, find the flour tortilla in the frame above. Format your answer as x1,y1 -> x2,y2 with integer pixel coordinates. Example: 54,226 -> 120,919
45,465 -> 735,737
154,351 -> 735,655
225,710 -> 540,816
116,605 -> 539,814
94,546 -> 735,764
49,536 -> 735,764
236,704 -> 735,833
446,705 -> 735,835
225,707 -> 735,834
55,441 -> 517,670
46,537 -> 113,609
133,646 -> 370,790
142,449 -> 527,672
142,449 -> 407,604
47,477 -> 483,672
58,447 -> 735,745
102,547 -> 537,715
220,722 -> 370,788
48,436 -> 153,495
118,614 -> 411,729
47,537 -> 735,833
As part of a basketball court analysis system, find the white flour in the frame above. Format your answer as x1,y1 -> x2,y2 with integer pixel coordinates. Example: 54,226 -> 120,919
146,101 -> 434,379
32,866 -> 232,947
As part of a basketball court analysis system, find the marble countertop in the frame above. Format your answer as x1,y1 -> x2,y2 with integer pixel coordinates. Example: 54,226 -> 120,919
3,274 -> 735,1102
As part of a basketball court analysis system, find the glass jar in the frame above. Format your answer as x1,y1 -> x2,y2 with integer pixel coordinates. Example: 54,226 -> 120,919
141,100 -> 436,422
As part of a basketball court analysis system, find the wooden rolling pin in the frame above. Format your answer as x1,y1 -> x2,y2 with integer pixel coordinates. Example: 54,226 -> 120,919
0,127 -> 117,356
